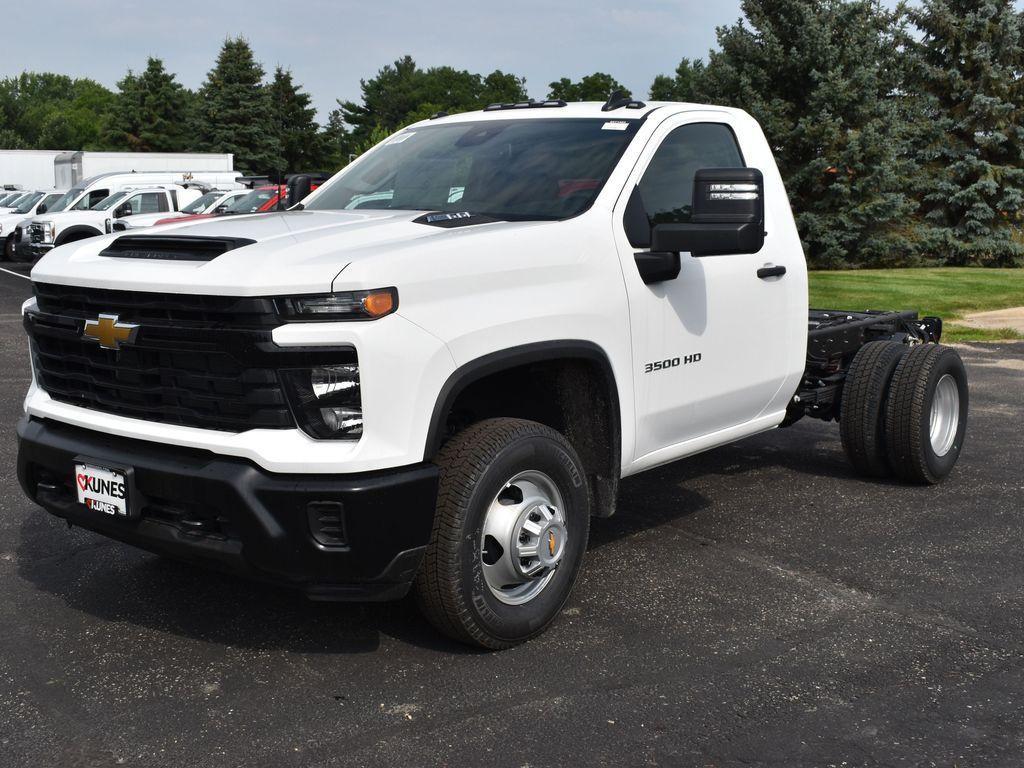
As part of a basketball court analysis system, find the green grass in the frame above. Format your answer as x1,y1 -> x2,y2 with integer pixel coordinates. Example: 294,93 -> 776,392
808,267 -> 1024,342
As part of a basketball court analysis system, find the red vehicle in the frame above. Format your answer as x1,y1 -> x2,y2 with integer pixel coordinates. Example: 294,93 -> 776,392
155,177 -> 325,226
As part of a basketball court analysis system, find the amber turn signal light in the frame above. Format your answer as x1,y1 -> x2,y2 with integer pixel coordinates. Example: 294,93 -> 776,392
362,290 -> 396,318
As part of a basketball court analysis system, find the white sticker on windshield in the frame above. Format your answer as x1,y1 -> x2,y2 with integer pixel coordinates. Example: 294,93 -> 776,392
388,132 -> 415,144
602,121 -> 630,131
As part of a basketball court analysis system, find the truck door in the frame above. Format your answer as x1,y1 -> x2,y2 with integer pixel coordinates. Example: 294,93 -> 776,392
613,114 -> 798,465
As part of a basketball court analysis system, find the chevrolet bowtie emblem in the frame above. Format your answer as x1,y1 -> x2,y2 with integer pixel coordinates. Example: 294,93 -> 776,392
82,314 -> 140,350
548,530 -> 557,557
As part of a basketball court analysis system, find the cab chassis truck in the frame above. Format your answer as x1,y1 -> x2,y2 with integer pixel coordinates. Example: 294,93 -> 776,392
17,97 -> 968,649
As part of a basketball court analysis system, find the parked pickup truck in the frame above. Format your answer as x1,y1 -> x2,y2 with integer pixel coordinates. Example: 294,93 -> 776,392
0,190 -> 66,260
17,99 -> 969,649
16,171 -> 238,261
111,189 -> 250,232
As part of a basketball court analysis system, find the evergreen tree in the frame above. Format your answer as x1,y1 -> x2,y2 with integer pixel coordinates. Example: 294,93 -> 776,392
105,58 -> 191,151
268,67 -> 327,175
650,58 -> 706,101
193,37 -> 280,174
320,106 -> 353,170
547,73 -> 629,102
905,0 -> 1024,266
699,0 -> 918,268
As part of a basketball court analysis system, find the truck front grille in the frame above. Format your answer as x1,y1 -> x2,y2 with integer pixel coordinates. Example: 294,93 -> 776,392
28,224 -> 44,243
25,284 -> 319,433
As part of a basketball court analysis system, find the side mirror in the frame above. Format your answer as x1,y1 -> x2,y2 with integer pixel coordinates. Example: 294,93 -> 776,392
213,204 -> 228,214
36,203 -> 47,214
115,203 -> 133,218
286,174 -> 313,207
652,168 -> 765,257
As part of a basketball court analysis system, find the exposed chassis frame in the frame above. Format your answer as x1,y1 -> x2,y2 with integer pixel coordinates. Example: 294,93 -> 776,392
788,309 -> 943,423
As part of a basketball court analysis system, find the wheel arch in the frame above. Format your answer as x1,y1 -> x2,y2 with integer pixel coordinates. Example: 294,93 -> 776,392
424,340 -> 622,517
54,225 -> 103,246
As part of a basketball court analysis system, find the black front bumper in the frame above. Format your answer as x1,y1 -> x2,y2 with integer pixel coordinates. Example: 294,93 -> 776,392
14,241 -> 51,261
17,416 -> 439,600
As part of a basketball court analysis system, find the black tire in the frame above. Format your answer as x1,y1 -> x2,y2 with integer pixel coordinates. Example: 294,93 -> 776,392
415,417 -> 591,649
885,344 -> 968,484
840,340 -> 909,477
2,234 -> 13,262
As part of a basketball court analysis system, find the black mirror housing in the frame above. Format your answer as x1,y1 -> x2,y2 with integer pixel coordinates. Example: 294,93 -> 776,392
286,174 -> 313,207
115,203 -> 133,218
36,203 -> 47,214
652,168 -> 765,257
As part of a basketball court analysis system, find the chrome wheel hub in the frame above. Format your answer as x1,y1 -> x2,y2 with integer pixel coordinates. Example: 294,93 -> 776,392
929,374 -> 960,457
481,470 -> 567,606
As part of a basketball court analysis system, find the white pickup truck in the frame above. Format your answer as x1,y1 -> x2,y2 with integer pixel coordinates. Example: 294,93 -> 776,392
0,190 -> 66,260
111,189 -> 251,232
17,99 -> 969,649
18,185 -> 202,260
17,171 -> 239,261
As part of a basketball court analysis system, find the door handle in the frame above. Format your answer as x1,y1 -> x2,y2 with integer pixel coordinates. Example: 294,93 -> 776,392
757,265 -> 787,279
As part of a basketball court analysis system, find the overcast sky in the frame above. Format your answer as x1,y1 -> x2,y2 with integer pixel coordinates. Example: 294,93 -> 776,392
3,0 -> 911,121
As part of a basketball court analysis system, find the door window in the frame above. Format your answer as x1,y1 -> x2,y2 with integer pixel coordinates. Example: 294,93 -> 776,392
638,124 -> 744,225
130,192 -> 167,214
72,189 -> 109,210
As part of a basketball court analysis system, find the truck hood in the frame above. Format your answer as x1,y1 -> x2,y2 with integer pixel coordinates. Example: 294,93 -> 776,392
0,211 -> 31,230
30,209 -> 553,295
31,210 -> 105,227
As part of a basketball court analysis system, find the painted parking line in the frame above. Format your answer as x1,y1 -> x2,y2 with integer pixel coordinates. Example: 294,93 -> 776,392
0,266 -> 30,280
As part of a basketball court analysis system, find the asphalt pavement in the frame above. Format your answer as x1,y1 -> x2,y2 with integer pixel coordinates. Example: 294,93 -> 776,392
1,264 -> 1023,767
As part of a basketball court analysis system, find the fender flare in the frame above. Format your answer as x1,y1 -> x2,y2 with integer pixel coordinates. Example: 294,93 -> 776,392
423,339 -> 621,462
54,225 -> 103,246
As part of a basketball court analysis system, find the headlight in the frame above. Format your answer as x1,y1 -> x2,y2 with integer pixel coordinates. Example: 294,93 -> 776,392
276,288 -> 397,321
40,222 -> 55,243
280,363 -> 362,439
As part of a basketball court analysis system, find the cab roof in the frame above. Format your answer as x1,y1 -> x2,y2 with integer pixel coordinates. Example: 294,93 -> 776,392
418,100 -> 743,127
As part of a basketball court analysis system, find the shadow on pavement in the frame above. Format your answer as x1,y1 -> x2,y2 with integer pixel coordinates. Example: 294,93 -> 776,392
14,419 -> 861,655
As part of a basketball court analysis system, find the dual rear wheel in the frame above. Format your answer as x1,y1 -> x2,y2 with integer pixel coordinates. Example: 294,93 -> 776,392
840,341 -> 968,484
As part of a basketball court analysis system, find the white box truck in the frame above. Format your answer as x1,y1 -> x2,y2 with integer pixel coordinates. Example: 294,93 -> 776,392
53,152 -> 234,189
0,150 -> 68,190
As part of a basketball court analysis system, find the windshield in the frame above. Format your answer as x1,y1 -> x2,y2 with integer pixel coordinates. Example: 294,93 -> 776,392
93,191 -> 130,211
306,118 -> 641,221
42,192 -> 70,214
0,193 -> 19,206
2,193 -> 28,208
48,187 -> 84,214
225,189 -> 278,214
182,192 -> 220,214
13,192 -> 44,214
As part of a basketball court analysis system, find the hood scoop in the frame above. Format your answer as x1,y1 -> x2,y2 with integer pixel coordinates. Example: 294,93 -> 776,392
99,235 -> 256,262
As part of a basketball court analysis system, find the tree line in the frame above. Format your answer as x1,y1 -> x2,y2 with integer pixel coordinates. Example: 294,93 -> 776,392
0,0 -> 1020,268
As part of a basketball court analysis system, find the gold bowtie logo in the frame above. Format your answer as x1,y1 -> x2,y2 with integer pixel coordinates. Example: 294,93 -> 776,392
82,314 -> 140,350
548,530 -> 557,557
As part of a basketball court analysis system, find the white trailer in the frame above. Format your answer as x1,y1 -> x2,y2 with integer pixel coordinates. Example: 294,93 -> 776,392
0,150 -> 68,190
53,151 -> 234,189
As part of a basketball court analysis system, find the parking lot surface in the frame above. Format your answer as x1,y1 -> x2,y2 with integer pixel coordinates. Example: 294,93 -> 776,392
1,266 -> 1022,767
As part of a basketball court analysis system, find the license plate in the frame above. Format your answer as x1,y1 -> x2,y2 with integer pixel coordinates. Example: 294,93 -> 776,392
75,463 -> 130,517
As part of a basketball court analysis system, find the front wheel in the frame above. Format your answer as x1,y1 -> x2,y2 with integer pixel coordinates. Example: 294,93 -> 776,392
415,418 -> 591,649
2,234 -> 14,261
